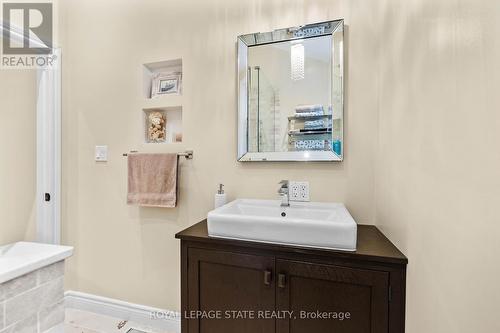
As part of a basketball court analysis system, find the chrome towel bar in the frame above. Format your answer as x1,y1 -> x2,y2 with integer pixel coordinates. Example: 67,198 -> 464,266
122,150 -> 193,159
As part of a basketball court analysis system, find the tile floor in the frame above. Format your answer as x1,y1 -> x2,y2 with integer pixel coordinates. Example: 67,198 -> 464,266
65,309 -> 173,333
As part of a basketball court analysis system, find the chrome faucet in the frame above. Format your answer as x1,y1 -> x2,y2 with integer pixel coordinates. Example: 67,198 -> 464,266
278,180 -> 290,207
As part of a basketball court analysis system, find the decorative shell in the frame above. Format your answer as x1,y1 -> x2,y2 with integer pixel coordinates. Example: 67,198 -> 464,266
147,111 -> 166,142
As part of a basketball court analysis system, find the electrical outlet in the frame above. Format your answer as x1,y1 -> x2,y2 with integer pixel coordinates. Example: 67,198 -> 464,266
298,181 -> 310,201
289,181 -> 310,202
289,182 -> 300,201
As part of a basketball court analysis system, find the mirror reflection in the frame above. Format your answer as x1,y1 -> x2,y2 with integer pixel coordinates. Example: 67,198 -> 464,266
238,20 -> 344,162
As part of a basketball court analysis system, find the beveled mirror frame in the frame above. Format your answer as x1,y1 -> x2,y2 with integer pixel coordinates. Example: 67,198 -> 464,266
237,19 -> 344,162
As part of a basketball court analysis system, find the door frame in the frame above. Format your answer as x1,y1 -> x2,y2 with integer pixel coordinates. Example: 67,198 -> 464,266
1,21 -> 62,244
36,49 -> 62,244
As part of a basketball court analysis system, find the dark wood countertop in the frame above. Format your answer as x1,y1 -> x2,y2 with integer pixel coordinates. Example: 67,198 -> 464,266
176,220 -> 408,266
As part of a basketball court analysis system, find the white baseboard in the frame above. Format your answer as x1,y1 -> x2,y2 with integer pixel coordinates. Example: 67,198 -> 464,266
64,290 -> 181,333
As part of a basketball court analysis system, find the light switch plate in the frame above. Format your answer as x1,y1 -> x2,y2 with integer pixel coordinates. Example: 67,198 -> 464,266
289,181 -> 310,202
95,145 -> 108,162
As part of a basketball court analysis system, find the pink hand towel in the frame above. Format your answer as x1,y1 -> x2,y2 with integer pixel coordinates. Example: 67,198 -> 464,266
127,153 -> 178,208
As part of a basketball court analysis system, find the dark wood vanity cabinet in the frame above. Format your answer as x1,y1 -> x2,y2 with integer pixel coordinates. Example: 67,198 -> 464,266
187,249 -> 276,333
276,260 -> 390,333
176,220 -> 407,333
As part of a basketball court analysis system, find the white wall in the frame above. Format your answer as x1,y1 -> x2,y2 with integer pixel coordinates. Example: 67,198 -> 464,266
60,0 -> 378,311
0,69 -> 37,244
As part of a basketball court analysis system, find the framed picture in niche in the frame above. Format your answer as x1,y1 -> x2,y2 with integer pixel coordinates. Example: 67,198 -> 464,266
151,72 -> 182,98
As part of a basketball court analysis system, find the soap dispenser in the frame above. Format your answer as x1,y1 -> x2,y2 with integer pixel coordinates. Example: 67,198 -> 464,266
214,184 -> 227,209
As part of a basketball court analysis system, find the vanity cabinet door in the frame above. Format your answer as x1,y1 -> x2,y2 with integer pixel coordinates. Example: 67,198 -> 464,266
187,248 -> 276,333
276,260 -> 389,333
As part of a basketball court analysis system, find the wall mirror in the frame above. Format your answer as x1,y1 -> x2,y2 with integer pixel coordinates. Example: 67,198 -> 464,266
237,20 -> 344,162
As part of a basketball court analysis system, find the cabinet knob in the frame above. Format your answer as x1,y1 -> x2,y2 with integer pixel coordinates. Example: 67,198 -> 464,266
278,273 -> 286,288
264,270 -> 272,285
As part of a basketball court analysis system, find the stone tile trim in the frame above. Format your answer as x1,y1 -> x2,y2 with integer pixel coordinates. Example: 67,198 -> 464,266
0,261 -> 66,333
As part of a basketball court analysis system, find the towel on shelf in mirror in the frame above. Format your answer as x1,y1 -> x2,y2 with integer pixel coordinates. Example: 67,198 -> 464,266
295,104 -> 324,113
294,140 -> 326,151
304,119 -> 332,130
294,111 -> 324,117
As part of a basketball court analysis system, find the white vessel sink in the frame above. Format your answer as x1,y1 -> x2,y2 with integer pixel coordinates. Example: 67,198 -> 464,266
207,199 -> 357,251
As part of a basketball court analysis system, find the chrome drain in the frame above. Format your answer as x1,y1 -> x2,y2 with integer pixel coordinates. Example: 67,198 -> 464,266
117,320 -> 127,329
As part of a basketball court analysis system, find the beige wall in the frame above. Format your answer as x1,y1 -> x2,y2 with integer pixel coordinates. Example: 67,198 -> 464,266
0,69 -> 37,245
60,0 -> 378,311
375,0 -> 500,332
60,0 -> 500,332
